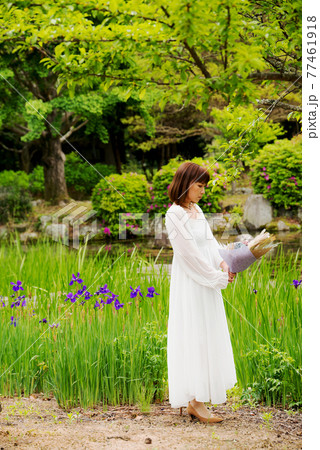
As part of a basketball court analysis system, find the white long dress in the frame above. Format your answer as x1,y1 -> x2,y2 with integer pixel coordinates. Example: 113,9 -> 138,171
165,202 -> 237,408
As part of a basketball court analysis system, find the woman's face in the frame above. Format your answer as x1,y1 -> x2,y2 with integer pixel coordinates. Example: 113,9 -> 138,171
185,180 -> 206,204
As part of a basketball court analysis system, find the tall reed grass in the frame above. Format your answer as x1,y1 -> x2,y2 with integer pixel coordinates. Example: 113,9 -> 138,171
0,236 -> 301,409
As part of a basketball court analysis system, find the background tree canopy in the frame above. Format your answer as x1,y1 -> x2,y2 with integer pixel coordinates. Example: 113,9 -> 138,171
0,0 -> 301,203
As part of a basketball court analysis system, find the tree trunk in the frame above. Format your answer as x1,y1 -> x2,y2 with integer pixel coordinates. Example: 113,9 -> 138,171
21,143 -> 32,173
42,136 -> 68,204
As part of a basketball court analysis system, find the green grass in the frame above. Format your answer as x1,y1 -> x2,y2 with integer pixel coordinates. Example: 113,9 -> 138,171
0,236 -> 301,409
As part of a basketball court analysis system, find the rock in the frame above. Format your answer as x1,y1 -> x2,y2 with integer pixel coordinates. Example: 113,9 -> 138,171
145,437 -> 152,444
12,223 -> 28,232
235,187 -> 253,194
265,221 -> 278,232
241,187 -> 253,194
209,214 -> 228,232
31,199 -> 43,208
45,223 -> 68,240
243,195 -> 273,230
78,225 -> 97,237
20,232 -> 39,243
277,220 -> 290,231
40,215 -> 52,230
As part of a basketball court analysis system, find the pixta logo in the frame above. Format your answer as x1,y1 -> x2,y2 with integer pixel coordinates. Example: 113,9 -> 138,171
41,203 -> 98,248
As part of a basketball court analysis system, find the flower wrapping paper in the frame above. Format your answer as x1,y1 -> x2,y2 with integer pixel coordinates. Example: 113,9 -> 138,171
218,243 -> 257,273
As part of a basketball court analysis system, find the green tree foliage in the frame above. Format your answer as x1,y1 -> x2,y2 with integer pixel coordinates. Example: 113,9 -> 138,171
64,152 -> 116,198
0,0 -> 301,190
0,10 -> 154,203
206,104 -> 285,166
29,153 -> 117,198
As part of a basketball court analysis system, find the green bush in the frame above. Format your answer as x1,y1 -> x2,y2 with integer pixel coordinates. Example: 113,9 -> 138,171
27,153 -> 117,199
150,156 -> 227,217
91,172 -> 151,237
250,135 -> 302,211
29,165 -> 45,196
0,171 -> 32,223
65,152 -> 116,198
242,339 -> 301,408
0,170 -> 29,190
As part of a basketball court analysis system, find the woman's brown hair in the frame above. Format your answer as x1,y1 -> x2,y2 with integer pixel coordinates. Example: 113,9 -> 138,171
168,162 -> 210,205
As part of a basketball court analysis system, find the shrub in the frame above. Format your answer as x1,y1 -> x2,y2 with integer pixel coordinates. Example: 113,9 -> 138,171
29,165 -> 45,196
64,152 -> 116,198
28,155 -> 116,199
0,171 -> 32,223
150,155 -> 227,217
250,135 -> 302,211
0,170 -> 29,191
140,321 -> 167,402
91,172 -> 150,237
242,338 -> 301,408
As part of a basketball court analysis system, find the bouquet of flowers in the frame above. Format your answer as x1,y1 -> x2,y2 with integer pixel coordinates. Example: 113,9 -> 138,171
218,229 -> 278,273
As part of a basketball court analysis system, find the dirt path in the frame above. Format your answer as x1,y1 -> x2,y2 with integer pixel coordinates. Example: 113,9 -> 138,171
0,395 -> 301,449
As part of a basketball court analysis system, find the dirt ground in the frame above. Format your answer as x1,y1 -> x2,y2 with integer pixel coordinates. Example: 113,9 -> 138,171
0,395 -> 301,449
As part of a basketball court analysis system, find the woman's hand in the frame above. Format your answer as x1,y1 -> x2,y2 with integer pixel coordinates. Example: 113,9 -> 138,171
220,260 -> 236,283
220,261 -> 229,273
228,271 -> 237,283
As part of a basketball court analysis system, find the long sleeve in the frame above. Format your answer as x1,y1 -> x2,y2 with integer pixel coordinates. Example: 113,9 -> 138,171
165,207 -> 229,290
205,221 -> 225,268
195,203 -> 225,269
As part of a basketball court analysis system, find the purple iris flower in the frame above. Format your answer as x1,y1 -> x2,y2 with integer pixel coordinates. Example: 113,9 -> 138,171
94,299 -> 101,308
105,292 -> 118,304
1,300 -> 5,307
95,284 -> 110,295
69,272 -> 83,286
10,316 -> 17,327
49,323 -> 60,328
10,295 -> 26,308
146,287 -> 160,298
130,286 -> 143,299
10,280 -> 24,292
77,285 -> 87,295
291,279 -> 302,288
114,298 -> 124,310
84,291 -> 92,300
65,292 -> 78,303
253,289 -> 258,294
39,318 -> 48,323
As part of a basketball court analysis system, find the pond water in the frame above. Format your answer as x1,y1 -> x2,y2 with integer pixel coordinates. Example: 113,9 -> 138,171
85,230 -> 302,265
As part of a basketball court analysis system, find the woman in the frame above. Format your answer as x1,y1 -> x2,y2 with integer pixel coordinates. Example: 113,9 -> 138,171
164,162 -> 237,423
